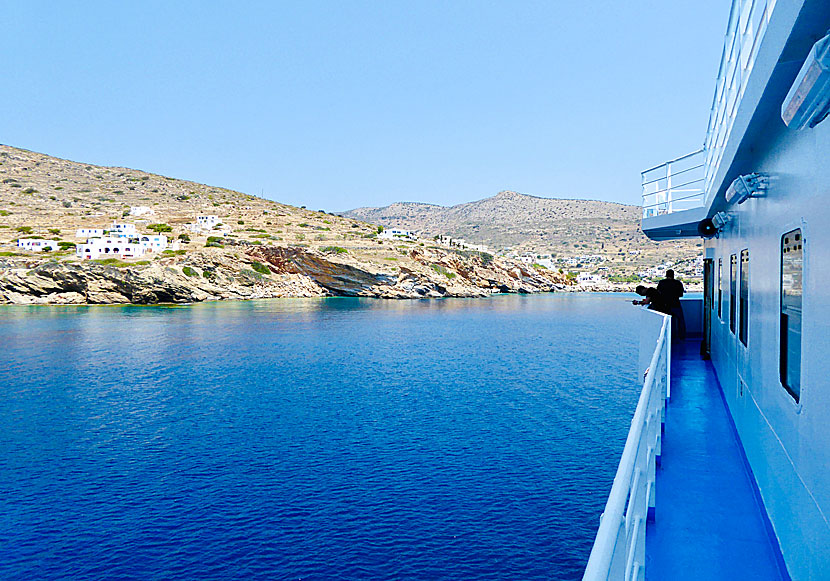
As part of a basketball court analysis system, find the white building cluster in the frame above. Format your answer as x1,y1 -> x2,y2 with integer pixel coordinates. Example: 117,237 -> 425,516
74,222 -> 169,260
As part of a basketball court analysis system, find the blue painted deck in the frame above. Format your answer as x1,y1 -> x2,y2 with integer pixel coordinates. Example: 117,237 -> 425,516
645,340 -> 788,580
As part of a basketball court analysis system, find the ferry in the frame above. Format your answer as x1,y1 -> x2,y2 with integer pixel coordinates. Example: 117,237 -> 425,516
583,0 -> 830,579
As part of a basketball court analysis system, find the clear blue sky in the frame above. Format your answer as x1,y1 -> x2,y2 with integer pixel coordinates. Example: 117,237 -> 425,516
3,1 -> 729,210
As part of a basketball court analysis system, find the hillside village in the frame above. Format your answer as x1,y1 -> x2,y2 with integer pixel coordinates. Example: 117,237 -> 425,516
0,144 -> 700,304
342,191 -> 703,287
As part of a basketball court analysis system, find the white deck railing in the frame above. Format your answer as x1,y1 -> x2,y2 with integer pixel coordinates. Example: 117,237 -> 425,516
641,149 -> 705,219
583,315 -> 671,581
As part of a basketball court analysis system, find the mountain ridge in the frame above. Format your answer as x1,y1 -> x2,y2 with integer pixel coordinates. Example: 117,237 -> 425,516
342,190 -> 699,271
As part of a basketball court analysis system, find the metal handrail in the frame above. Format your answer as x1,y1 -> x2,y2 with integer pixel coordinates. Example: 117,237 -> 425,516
640,149 -> 706,218
642,191 -> 706,210
641,148 -> 705,175
641,163 -> 705,187
643,177 -> 706,196
583,315 -> 671,581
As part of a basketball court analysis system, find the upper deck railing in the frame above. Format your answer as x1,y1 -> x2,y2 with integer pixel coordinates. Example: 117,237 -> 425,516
703,0 -> 775,195
642,0 -> 776,221
583,314 -> 670,581
704,0 -> 776,194
641,149 -> 705,219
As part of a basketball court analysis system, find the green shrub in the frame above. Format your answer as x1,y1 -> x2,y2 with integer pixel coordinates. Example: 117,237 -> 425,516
321,246 -> 348,254
377,225 -> 384,234
93,258 -> 131,267
148,223 -> 172,233
16,226 -> 32,234
0,210 -> 9,216
250,261 -> 270,275
182,266 -> 199,277
58,241 -> 76,249
431,264 -> 456,279
298,222 -> 309,228
48,228 -> 60,235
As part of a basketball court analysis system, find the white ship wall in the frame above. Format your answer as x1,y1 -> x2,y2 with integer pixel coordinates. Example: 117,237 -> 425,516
705,110 -> 830,579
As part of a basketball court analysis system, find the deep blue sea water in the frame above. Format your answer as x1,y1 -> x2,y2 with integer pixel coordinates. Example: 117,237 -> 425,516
0,293 -> 641,580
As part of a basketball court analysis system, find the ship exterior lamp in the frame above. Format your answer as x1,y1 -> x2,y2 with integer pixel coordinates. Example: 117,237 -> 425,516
782,31 -> 830,129
725,173 -> 767,205
697,212 -> 731,239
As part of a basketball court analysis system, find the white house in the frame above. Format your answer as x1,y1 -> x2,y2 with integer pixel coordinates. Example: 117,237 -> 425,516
76,236 -> 148,260
379,228 -> 414,240
18,239 -> 60,251
76,228 -> 105,239
138,235 -> 168,251
565,257 -> 579,266
109,223 -> 138,237
577,272 -> 604,285
129,206 -> 154,217
197,215 -> 220,229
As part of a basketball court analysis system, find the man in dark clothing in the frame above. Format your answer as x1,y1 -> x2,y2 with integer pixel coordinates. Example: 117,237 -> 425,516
657,270 -> 686,340
632,285 -> 671,315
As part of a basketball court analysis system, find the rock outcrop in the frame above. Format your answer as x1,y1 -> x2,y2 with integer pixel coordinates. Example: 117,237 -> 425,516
0,244 -> 568,305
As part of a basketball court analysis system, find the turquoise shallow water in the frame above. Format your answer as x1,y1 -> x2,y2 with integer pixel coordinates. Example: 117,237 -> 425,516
0,293 -> 640,580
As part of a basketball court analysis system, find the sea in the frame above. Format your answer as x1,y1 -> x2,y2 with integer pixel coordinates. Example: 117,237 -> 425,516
0,293 -> 642,580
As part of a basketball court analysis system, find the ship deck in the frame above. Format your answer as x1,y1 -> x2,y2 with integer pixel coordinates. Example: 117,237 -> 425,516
645,340 -> 789,580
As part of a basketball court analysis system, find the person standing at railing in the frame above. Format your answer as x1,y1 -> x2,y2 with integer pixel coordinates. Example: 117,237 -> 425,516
657,270 -> 686,341
632,285 -> 671,315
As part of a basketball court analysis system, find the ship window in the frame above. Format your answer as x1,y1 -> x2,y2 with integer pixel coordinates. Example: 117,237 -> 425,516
717,258 -> 723,319
780,229 -> 803,402
730,254 -> 737,334
739,250 -> 749,346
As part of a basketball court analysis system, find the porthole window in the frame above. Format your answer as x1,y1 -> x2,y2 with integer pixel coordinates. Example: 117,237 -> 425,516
717,258 -> 723,319
780,229 -> 803,402
730,254 -> 737,334
739,250 -> 749,346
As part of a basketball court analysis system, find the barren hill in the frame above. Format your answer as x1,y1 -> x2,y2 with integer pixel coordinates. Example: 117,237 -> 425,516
0,145 -> 569,304
343,191 -> 701,272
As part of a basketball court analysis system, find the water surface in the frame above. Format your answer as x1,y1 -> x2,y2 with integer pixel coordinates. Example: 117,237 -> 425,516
0,294 -> 641,580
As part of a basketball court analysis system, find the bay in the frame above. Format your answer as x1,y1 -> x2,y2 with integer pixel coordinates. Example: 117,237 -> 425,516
0,293 -> 641,580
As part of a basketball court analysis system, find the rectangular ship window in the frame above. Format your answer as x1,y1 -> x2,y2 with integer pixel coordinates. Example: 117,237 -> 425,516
739,250 -> 749,346
718,258 -> 723,319
781,229 -> 803,402
730,254 -> 737,334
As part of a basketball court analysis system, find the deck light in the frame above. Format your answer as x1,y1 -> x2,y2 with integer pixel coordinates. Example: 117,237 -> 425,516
697,212 -> 730,239
782,31 -> 830,129
725,173 -> 767,205
711,212 -> 730,230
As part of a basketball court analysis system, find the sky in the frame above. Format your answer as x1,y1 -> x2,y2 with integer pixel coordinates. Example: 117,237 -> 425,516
2,1 -> 731,210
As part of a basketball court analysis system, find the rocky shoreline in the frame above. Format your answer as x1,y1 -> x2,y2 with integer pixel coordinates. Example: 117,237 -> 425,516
0,244 -> 572,305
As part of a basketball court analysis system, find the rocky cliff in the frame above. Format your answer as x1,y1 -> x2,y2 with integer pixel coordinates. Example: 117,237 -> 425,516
0,243 -> 567,305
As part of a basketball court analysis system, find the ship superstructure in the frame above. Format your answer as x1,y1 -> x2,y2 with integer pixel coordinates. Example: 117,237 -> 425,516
585,0 -> 830,579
